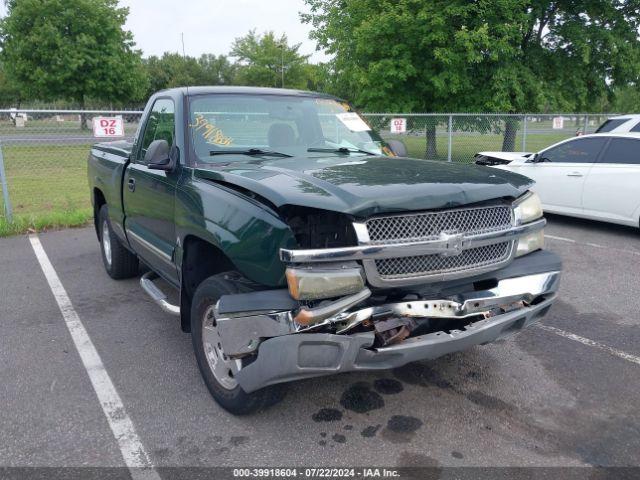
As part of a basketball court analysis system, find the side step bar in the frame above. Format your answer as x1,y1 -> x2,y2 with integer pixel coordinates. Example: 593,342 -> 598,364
140,271 -> 180,316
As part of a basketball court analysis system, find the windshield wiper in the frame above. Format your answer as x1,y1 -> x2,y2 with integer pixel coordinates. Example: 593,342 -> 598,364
307,147 -> 376,156
209,148 -> 292,158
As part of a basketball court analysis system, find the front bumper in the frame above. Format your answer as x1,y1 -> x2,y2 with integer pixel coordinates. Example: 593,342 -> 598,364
216,257 -> 561,393
235,294 -> 555,393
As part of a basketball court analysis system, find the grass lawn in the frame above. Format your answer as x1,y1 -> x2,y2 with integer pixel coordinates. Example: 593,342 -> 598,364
0,143 -> 94,236
383,132 -> 574,162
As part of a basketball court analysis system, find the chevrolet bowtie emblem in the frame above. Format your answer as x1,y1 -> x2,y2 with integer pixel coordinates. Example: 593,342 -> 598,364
440,231 -> 465,257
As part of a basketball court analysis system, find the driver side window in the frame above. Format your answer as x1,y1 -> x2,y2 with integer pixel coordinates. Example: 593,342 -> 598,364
539,138 -> 607,164
139,99 -> 175,163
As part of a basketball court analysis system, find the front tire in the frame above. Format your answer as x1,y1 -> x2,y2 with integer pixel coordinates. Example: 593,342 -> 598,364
191,273 -> 286,414
98,205 -> 139,279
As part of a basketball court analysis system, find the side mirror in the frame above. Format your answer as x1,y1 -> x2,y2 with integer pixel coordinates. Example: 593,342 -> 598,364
529,153 -> 547,164
386,139 -> 408,157
144,139 -> 176,171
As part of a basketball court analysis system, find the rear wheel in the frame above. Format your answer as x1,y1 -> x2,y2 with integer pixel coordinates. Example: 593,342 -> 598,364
191,273 -> 286,414
98,205 -> 139,279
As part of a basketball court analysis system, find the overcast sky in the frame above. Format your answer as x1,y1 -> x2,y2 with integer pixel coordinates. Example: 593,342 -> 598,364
118,0 -> 328,62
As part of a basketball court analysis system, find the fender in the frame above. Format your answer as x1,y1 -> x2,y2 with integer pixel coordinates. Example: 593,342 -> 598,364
174,175 -> 297,288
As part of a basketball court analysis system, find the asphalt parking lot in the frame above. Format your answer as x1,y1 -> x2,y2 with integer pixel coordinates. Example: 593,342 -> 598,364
1,215 -> 639,476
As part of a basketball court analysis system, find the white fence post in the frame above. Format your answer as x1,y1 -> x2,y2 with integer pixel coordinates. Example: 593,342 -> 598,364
447,115 -> 453,162
0,142 -> 13,223
522,115 -> 527,152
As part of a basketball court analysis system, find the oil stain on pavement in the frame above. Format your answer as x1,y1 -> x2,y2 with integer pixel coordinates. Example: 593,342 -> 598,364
340,382 -> 385,413
381,416 -> 424,444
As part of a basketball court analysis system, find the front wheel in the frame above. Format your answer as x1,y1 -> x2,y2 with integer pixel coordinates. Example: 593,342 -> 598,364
191,273 -> 286,415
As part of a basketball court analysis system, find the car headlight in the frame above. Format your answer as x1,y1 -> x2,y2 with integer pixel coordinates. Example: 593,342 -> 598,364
513,192 -> 544,257
514,191 -> 543,225
285,265 -> 365,301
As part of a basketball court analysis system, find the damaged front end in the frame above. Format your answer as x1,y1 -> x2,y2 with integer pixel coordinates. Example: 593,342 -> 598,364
215,270 -> 560,392
214,196 -> 561,393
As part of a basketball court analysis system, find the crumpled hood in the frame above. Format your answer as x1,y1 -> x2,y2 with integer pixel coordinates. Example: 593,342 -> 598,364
476,151 -> 534,163
193,155 -> 533,218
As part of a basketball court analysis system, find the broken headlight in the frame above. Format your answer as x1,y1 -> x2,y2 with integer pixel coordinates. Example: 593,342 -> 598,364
285,265 -> 365,301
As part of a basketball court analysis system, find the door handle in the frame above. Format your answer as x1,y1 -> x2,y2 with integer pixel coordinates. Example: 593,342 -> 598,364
128,177 -> 136,192
567,172 -> 583,177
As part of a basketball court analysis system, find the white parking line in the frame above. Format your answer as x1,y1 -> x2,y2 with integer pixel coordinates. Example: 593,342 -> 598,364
536,324 -> 640,366
29,235 -> 160,480
545,234 -> 576,243
546,234 -> 640,256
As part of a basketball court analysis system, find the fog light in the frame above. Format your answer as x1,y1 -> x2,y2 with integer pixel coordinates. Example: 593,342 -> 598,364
285,266 -> 365,301
516,229 -> 544,257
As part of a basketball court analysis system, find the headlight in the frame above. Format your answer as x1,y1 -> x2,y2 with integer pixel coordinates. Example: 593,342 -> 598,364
513,192 -> 544,257
285,266 -> 365,301
513,191 -> 543,225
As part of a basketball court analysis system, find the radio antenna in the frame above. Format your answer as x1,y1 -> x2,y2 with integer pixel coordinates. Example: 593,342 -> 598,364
181,33 -> 190,96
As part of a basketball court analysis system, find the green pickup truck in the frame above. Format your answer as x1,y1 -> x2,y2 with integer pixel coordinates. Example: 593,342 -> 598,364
88,87 -> 561,414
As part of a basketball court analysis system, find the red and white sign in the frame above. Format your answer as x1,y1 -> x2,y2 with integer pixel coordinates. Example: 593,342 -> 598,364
93,116 -> 124,137
390,118 -> 407,134
552,116 -> 564,130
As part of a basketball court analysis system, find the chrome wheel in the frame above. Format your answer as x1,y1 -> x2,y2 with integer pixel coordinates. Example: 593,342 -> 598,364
102,219 -> 112,267
202,306 -> 238,390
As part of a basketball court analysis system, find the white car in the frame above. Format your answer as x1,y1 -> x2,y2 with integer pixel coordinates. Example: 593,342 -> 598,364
475,133 -> 640,228
594,114 -> 640,133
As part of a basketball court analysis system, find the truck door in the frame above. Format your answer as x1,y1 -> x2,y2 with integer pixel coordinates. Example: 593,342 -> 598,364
123,98 -> 180,284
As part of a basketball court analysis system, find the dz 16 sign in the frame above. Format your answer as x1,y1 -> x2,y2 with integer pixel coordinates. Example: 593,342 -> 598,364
390,118 -> 407,134
552,117 -> 564,130
93,117 -> 124,137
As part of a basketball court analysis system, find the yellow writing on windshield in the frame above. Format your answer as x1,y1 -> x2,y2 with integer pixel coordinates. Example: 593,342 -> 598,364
382,145 -> 396,157
190,114 -> 234,146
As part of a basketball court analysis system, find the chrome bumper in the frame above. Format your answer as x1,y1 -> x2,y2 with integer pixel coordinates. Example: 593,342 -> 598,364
216,270 -> 561,392
235,296 -> 556,393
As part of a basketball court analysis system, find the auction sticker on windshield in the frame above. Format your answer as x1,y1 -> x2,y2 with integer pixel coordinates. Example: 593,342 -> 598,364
336,112 -> 371,132
93,117 -> 124,137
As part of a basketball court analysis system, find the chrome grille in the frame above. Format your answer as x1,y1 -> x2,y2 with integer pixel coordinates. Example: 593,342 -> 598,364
362,205 -> 515,286
366,205 -> 512,244
374,242 -> 511,279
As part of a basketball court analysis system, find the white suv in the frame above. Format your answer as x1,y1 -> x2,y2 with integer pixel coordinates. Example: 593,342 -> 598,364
595,114 -> 640,133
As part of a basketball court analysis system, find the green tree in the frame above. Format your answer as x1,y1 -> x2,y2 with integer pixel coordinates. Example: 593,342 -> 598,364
0,62 -> 22,108
144,53 -> 205,95
611,84 -> 640,113
143,53 -> 238,97
230,30 -> 312,89
198,54 -> 238,86
302,0 -> 640,153
0,0 -> 148,125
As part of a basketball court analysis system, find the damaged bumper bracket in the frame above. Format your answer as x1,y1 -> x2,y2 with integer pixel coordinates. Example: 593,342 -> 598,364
235,295 -> 556,393
215,268 -> 561,392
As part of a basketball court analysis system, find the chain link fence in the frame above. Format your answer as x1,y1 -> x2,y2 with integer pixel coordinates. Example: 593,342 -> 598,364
364,113 -> 607,163
0,109 -> 613,234
0,109 -> 143,232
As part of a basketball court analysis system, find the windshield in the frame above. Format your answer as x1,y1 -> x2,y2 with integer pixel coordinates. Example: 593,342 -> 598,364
188,94 -> 392,163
